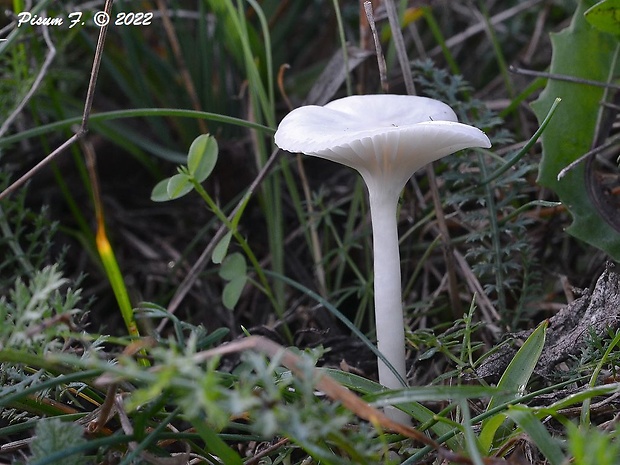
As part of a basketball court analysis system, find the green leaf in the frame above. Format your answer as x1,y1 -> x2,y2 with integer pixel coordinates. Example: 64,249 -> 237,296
506,405 -> 566,465
212,231 -> 232,264
479,320 -> 547,451
493,321 -> 547,405
150,178 -> 172,202
369,384 -> 507,406
219,253 -> 247,310
323,368 -> 461,450
567,422 -> 620,465
205,0 -> 266,78
585,0 -> 620,35
545,383 -> 620,412
222,275 -> 247,310
190,419 -> 243,465
30,418 -> 87,465
166,173 -> 193,200
187,134 -> 218,183
532,1 -> 620,259
219,253 -> 246,281
231,191 -> 252,229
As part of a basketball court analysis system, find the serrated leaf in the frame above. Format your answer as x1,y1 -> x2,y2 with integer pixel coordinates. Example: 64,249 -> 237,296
30,418 -> 87,465
187,134 -> 218,183
212,232 -> 232,264
222,275 -> 247,310
166,173 -> 193,200
532,0 -> 620,259
219,252 -> 246,281
585,0 -> 620,35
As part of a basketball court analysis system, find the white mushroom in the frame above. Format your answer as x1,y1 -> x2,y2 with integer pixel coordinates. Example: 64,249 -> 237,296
275,94 -> 491,421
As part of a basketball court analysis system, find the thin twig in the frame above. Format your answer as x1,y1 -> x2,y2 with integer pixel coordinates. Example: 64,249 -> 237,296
296,153 -> 328,297
87,383 -> 118,433
557,133 -> 620,180
0,0 -> 114,202
363,1 -> 389,92
510,66 -> 620,91
521,3 -> 549,65
428,0 -> 545,57
426,165 -> 463,319
384,0 -> 416,95
453,250 -> 502,336
245,437 -> 290,465
155,0 -> 208,134
0,12 -> 56,137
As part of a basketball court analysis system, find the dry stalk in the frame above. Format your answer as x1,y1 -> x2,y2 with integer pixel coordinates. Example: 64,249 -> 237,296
0,0 -> 114,202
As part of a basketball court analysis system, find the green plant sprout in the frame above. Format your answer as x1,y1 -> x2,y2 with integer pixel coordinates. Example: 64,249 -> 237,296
151,133 -> 276,313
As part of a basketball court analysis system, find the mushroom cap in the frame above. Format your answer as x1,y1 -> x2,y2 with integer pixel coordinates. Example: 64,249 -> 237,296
275,94 -> 492,194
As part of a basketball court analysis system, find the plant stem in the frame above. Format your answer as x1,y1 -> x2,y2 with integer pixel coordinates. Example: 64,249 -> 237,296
191,180 -> 292,341
368,188 -> 408,422
477,152 -> 506,314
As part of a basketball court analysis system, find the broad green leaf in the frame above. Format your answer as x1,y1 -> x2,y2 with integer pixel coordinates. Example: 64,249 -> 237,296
222,275 -> 247,310
532,1 -> 620,259
585,0 -> 620,35
187,134 -> 218,183
150,178 -> 171,202
506,405 -> 566,465
493,321 -> 547,405
166,173 -> 193,200
219,252 -> 246,281
479,320 -> 547,451
212,231 -> 232,264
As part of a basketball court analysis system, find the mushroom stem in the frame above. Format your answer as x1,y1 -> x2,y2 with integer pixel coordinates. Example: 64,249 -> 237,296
368,187 -> 409,423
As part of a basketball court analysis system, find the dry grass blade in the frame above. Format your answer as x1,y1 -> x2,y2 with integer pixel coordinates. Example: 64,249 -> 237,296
0,0 -> 114,202
0,15 -> 55,137
363,1 -> 389,92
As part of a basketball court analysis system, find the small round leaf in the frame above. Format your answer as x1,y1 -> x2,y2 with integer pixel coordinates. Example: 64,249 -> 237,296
151,178 -> 172,202
222,275 -> 247,310
188,134 -> 218,183
219,252 -> 247,281
167,173 -> 193,199
212,232 -> 233,264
